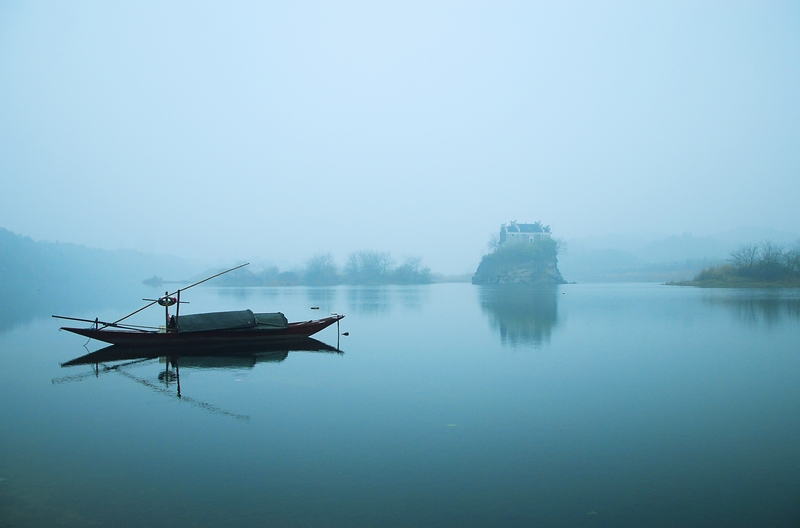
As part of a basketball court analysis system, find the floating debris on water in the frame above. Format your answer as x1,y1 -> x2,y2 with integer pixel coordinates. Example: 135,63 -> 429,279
311,306 -> 319,310
586,511 -> 598,515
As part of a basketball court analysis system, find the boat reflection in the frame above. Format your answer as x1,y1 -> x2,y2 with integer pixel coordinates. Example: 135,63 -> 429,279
61,337 -> 341,367
56,338 -> 343,420
479,285 -> 560,348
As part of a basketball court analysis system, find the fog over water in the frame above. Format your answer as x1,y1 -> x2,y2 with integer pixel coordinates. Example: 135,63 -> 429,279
1,2 -> 799,273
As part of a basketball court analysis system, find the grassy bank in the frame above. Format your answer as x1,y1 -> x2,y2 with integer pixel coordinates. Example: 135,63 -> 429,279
669,241 -> 800,288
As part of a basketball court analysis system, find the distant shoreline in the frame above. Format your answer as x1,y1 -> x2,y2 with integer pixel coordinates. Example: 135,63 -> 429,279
666,240 -> 800,288
667,279 -> 800,288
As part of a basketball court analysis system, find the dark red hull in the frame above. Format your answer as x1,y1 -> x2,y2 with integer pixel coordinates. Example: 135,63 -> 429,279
62,315 -> 343,347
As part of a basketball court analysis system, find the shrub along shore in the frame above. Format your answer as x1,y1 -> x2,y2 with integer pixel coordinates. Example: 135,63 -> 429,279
669,240 -> 800,287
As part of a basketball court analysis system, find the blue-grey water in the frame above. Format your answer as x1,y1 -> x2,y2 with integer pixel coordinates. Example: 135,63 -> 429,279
1,283 -> 798,527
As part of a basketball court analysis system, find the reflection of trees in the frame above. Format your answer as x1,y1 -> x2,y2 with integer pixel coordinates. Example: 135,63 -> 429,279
479,285 -> 559,347
0,281 -> 141,335
396,286 -> 426,311
346,287 -> 391,315
0,282 -> 60,333
306,287 -> 338,309
703,292 -> 800,327
305,253 -> 339,285
345,286 -> 426,314
214,287 -> 279,301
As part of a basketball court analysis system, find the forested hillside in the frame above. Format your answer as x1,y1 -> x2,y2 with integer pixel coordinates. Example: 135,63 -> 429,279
0,228 -> 191,290
0,228 -> 193,330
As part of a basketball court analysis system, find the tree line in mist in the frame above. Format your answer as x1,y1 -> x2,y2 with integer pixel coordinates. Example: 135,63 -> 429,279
212,251 -> 433,286
1,227 -> 434,293
0,227 -> 188,291
681,240 -> 800,286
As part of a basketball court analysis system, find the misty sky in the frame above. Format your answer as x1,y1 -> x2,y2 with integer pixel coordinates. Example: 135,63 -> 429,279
1,1 -> 798,273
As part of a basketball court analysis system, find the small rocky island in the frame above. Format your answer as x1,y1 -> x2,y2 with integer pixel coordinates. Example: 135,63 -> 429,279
472,221 -> 566,285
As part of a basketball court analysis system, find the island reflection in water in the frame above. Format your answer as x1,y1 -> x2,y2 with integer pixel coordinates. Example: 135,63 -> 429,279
478,285 -> 559,347
55,338 -> 343,420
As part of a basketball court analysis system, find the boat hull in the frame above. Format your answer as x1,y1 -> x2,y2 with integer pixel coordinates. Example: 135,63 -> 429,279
61,315 -> 343,347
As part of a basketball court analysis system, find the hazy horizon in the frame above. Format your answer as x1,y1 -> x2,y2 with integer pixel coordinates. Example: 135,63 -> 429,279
2,2 -> 799,274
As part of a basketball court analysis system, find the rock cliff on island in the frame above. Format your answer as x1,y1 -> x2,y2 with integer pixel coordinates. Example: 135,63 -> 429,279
472,222 -> 566,285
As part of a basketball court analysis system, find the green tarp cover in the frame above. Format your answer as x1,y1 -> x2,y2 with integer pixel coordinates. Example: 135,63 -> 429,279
254,312 -> 289,328
177,310 -> 257,333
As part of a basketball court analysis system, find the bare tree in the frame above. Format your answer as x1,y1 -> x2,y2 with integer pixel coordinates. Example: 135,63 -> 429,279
787,241 -> 800,273
487,233 -> 500,253
344,250 -> 394,284
729,243 -> 759,270
759,239 -> 786,265
304,252 -> 339,285
393,256 -> 432,284
554,238 -> 566,256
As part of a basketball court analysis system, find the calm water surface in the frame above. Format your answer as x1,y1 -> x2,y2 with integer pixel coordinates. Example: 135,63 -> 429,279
0,283 -> 798,527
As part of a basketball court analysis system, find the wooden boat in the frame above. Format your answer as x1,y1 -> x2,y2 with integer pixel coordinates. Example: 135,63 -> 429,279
59,312 -> 343,346
54,263 -> 344,348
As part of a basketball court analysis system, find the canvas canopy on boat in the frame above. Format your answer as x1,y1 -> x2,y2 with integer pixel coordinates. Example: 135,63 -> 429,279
175,310 -> 289,333
254,312 -> 289,328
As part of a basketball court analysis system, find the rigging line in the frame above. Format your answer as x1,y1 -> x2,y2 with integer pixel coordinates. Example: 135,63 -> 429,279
53,315 -> 154,330
102,357 -> 158,370
101,300 -> 159,329
52,370 -> 97,385
95,321 -> 158,331
52,358 -> 158,384
99,323 -> 159,331
112,366 -> 250,421
166,262 -> 251,296
102,262 -> 250,329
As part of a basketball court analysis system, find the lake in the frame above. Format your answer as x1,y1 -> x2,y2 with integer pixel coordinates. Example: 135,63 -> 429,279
1,283 -> 798,527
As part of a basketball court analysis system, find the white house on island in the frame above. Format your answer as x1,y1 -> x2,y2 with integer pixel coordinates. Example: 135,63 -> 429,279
499,221 -> 552,246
